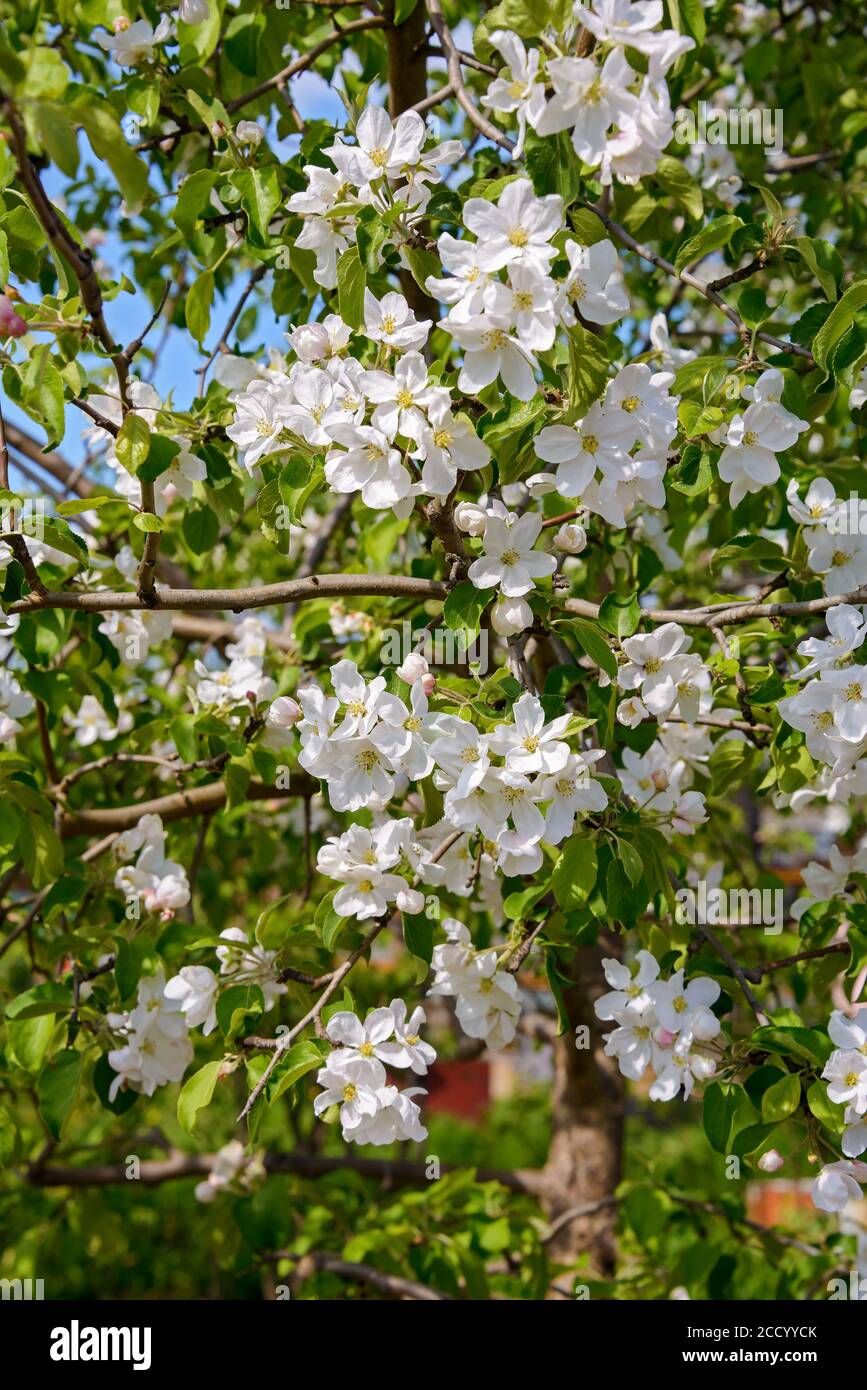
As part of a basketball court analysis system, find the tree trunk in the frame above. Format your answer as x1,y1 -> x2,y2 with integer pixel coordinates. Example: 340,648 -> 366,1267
384,0 -> 441,327
541,941 -> 624,1279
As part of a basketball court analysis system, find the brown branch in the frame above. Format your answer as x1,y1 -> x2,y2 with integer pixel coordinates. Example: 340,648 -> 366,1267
743,943 -> 849,982
198,264 -> 267,395
424,0 -> 514,152
3,99 -> 128,399
134,17 -> 388,151
59,771 -> 320,838
580,200 -> 815,365
9,572 -> 447,616
264,1249 -> 453,1300
26,1147 -> 544,1194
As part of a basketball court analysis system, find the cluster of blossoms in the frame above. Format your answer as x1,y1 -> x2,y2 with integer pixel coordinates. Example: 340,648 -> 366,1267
616,739 -> 708,835
787,476 -> 867,598
789,838 -> 867,922
533,362 -> 678,529
426,176 -> 627,401
595,950 -> 721,1100
685,140 -> 742,209
300,665 -> 608,878
314,1002 -> 435,1145
225,302 -> 490,513
107,969 -> 194,1101
194,1139 -> 262,1205
113,814 -> 191,916
482,2 -> 694,181
813,1008 -> 867,1212
428,917 -> 522,1050
192,616 -> 276,713
613,621 -> 713,728
64,694 -> 133,747
287,105 -> 462,289
711,368 -> 808,508
778,604 -> 867,786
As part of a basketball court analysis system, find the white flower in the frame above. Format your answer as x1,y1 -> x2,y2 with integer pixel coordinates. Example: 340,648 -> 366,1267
107,970 -> 193,1101
462,178 -> 563,274
805,528 -> 867,597
226,381 -> 287,471
426,234 -> 490,320
454,952 -> 522,1050
194,1140 -> 248,1203
648,1043 -> 716,1101
445,311 -> 538,401
557,239 -> 629,326
235,119 -> 262,146
489,692 -> 570,774
65,695 -> 131,748
164,966 -> 219,1035
596,951 -> 660,1019
325,423 -> 412,510
538,751 -> 608,842
651,969 -> 720,1037
95,15 -> 172,66
648,311 -> 695,371
326,1006 -> 396,1062
796,605 -> 867,678
468,509 -> 556,597
717,389 -> 808,508
216,928 -> 287,1010
314,1053 -> 386,1136
365,351 -> 446,443
316,819 -> 420,920
829,1008 -> 867,1053
351,105 -> 426,183
377,999 -> 437,1075
823,1050 -> 867,1113
812,1160 -> 867,1213
480,32 -> 547,158
485,264 -> 558,352
602,1006 -> 659,1080
536,48 -> 638,165
363,289 -> 430,351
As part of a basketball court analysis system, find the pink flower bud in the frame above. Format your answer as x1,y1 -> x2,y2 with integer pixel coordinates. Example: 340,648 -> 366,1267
268,696 -> 302,729
420,672 -> 436,696
0,295 -> 27,338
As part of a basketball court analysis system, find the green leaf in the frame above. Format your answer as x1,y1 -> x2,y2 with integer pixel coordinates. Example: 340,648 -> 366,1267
703,1081 -> 744,1153
442,580 -> 490,634
558,617 -> 617,680
674,216 -> 744,273
71,97 -> 150,213
598,590 -> 640,638
235,168 -> 280,245
37,1049 -> 81,1140
403,911 -> 434,965
566,324 -> 611,416
177,1060 -> 223,1135
186,270 -> 214,346
403,243 -> 442,294
337,247 -> 367,330
552,837 -> 598,911
6,982 -> 74,1020
182,504 -> 219,554
761,1072 -> 801,1122
654,155 -> 703,220
217,984 -> 264,1042
795,236 -> 842,302
115,414 -> 151,475
813,280 -> 867,373
266,1040 -> 326,1105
